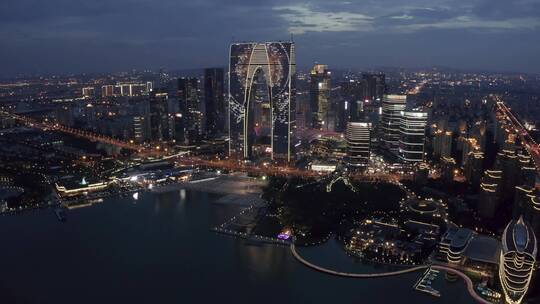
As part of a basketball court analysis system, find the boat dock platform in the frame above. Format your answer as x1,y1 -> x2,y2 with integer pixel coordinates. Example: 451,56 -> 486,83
414,267 -> 441,297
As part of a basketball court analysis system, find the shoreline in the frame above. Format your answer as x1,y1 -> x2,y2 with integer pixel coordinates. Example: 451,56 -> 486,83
290,242 -> 491,303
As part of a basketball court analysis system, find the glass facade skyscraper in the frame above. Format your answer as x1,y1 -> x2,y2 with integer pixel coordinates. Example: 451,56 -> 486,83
309,64 -> 331,130
398,111 -> 428,163
204,68 -> 225,137
381,94 -> 406,153
178,77 -> 202,144
228,42 -> 296,162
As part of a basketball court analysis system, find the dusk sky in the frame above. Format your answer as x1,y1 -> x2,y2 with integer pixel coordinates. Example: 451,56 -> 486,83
1,0 -> 540,76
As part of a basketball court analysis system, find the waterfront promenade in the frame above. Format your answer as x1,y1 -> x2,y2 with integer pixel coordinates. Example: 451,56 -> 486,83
290,242 -> 427,278
290,242 -> 491,304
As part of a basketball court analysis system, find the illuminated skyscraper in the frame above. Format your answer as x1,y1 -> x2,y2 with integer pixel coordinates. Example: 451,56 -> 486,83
362,73 -> 385,102
309,64 -> 331,130
204,68 -> 225,137
398,111 -> 428,163
499,217 -> 537,304
381,95 -> 407,153
479,169 -> 503,219
149,90 -> 170,142
178,77 -> 202,144
498,147 -> 520,203
345,122 -> 371,168
228,42 -> 296,161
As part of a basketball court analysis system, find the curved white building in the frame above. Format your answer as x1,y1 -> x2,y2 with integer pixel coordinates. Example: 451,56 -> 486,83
499,216 -> 537,304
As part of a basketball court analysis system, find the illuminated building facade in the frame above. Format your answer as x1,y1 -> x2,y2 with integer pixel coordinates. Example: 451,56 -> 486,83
381,95 -> 407,153
101,85 -> 114,97
346,122 -> 371,168
149,90 -> 170,142
310,64 -> 331,130
228,42 -> 296,161
178,77 -> 202,144
499,217 -> 537,304
398,111 -> 428,163
479,169 -> 503,219
82,87 -> 95,98
440,227 -> 473,281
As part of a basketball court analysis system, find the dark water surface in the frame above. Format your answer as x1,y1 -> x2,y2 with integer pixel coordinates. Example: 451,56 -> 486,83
0,190 -> 476,303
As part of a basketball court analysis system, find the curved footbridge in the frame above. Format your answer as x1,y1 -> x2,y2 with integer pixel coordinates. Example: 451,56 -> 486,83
290,243 -> 491,304
290,242 -> 426,278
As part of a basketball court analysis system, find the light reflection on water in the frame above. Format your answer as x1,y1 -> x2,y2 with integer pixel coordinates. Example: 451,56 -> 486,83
0,190 -> 477,304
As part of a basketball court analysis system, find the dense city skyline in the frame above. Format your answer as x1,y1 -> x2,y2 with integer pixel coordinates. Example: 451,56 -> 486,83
1,2 -> 540,304
2,0 -> 540,76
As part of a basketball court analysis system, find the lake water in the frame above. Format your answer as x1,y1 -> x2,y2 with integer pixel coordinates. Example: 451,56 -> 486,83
0,190 -> 476,303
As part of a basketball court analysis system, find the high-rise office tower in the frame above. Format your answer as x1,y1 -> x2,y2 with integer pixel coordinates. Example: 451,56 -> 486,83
398,111 -> 428,163
178,77 -> 202,144
381,95 -> 407,153
228,42 -> 296,162
478,169 -> 503,219
309,64 -> 331,130
433,130 -> 452,159
345,122 -> 371,168
149,90 -> 170,142
204,68 -> 225,137
362,73 -> 385,102
341,80 -> 364,122
499,217 -> 537,304
464,151 -> 484,188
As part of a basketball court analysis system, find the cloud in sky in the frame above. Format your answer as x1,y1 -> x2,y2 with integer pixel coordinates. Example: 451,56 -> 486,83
273,4 -> 373,34
274,1 -> 540,34
0,0 -> 539,76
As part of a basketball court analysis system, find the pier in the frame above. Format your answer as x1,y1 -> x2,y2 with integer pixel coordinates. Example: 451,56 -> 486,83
414,267 -> 441,297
